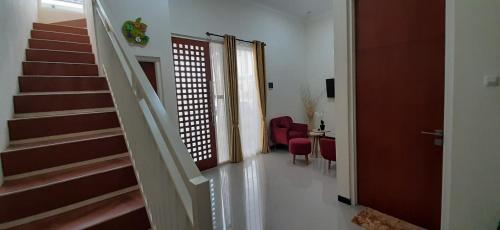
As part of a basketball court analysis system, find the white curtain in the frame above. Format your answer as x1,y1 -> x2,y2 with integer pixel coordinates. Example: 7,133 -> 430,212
210,41 -> 261,161
210,43 -> 230,164
236,42 -> 261,158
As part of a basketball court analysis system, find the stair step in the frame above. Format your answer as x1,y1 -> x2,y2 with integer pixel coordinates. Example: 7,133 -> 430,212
0,157 -> 137,223
8,110 -> 120,141
31,30 -> 90,43
20,75 -> 105,78
52,19 -> 87,28
29,39 -> 92,52
10,190 -> 149,230
7,127 -> 121,146
23,61 -> 98,76
33,23 -> 88,36
14,107 -> 115,119
26,49 -> 95,64
2,127 -> 126,177
19,76 -> 108,92
14,91 -> 113,113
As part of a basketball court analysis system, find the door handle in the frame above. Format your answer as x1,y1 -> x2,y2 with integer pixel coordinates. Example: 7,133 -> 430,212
421,130 -> 444,137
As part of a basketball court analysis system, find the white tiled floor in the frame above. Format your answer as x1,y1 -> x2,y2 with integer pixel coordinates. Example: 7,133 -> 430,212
203,149 -> 362,230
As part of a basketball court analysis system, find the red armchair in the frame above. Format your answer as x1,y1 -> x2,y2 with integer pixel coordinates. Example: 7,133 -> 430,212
320,137 -> 336,168
270,116 -> 308,146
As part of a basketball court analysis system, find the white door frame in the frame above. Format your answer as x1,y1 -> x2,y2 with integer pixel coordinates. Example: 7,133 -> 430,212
136,55 -> 163,101
332,0 -> 357,205
345,0 -> 358,207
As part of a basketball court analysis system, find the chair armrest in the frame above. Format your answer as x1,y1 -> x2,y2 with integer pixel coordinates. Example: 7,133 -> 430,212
272,127 -> 290,144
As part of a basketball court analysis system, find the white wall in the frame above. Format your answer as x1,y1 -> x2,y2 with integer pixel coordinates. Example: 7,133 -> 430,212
169,0 -> 308,123
99,0 -> 177,120
38,4 -> 84,24
442,0 -> 500,229
84,0 -> 98,66
0,0 -> 39,185
304,11 -> 335,133
83,0 -> 95,51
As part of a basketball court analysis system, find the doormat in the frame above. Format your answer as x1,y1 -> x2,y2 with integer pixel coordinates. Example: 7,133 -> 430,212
352,208 -> 424,230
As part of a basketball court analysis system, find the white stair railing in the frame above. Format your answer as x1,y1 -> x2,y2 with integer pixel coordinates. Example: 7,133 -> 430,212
92,1 -> 212,229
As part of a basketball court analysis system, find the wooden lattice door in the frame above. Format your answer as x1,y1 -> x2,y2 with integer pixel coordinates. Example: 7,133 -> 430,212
171,37 -> 217,171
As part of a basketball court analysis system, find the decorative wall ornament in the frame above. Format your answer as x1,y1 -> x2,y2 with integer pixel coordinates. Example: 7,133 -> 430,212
122,17 -> 150,46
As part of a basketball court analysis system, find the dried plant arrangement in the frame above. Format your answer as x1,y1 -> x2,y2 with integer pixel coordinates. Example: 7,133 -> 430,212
301,85 -> 320,131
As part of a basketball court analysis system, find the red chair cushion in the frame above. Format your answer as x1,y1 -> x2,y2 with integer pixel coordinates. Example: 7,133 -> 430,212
289,138 -> 311,155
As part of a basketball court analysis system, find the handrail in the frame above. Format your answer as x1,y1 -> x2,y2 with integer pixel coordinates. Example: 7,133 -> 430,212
92,0 -> 212,229
93,0 -> 201,182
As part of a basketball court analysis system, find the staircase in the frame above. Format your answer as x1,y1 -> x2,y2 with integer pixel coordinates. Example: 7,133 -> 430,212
0,22 -> 151,229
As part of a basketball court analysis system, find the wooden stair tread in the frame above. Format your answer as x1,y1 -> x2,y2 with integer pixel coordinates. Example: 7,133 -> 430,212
31,30 -> 90,44
23,61 -> 97,66
10,190 -> 146,230
33,23 -> 88,36
19,76 -> 109,93
5,127 -> 122,153
13,90 -> 113,113
22,61 -> 99,76
51,19 -> 87,29
10,107 -> 115,121
0,157 -> 131,196
13,107 -> 115,119
20,75 -> 105,78
29,38 -> 90,46
17,90 -> 110,96
35,22 -> 88,30
26,48 -> 95,64
27,48 -> 93,55
2,128 -> 127,177
32,29 -> 88,35
5,127 -> 121,150
28,39 -> 92,53
31,30 -> 90,38
8,112 -> 120,141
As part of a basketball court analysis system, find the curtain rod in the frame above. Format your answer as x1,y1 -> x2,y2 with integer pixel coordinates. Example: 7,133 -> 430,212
206,32 -> 267,46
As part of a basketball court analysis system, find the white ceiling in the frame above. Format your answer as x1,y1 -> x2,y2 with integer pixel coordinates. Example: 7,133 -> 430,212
246,0 -> 334,17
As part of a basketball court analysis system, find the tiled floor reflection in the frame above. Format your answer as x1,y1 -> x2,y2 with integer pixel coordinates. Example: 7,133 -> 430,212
204,149 -> 362,230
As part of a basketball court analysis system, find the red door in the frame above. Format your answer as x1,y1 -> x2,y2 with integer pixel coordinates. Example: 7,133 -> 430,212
171,37 -> 218,171
139,61 -> 158,93
355,0 -> 445,229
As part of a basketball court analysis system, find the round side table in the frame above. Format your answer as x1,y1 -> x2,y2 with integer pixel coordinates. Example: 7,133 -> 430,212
308,130 -> 330,158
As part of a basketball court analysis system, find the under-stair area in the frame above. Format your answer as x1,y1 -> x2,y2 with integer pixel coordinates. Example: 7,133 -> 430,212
0,22 -> 151,229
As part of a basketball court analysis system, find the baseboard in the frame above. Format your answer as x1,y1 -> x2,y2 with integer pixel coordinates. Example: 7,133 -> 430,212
338,195 -> 352,205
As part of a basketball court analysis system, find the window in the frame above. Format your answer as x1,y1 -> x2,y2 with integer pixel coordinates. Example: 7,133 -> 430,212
210,41 -> 261,160
236,43 -> 261,158
210,43 -> 230,163
41,0 -> 83,12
